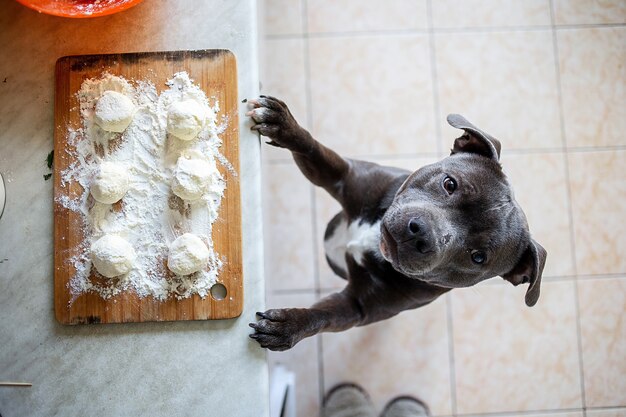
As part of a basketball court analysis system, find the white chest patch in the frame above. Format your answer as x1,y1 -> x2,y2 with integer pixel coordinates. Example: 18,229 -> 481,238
324,218 -> 382,271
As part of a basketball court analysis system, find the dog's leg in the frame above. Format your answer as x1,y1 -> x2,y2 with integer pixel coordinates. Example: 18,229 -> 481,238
249,289 -> 363,351
247,96 -> 350,200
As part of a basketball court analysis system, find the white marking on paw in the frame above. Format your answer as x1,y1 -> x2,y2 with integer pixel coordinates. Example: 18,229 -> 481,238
252,107 -> 270,122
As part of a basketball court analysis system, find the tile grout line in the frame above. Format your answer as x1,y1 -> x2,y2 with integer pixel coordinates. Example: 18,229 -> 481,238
549,0 -> 587,413
426,0 -> 444,159
453,405 -> 626,417
563,273 -> 626,281
435,22 -> 626,33
586,405 -> 626,411
301,0 -> 316,277
264,145 -> 626,165
310,272 -> 626,294
265,22 -> 626,40
567,145 -> 626,153
445,294 -> 459,416
427,0 -> 457,414
300,0 -> 327,410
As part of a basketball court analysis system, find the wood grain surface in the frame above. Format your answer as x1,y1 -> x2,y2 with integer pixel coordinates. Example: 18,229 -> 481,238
54,50 -> 242,324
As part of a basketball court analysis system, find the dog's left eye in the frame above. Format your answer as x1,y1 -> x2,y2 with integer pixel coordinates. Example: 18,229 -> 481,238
471,250 -> 486,264
442,176 -> 457,194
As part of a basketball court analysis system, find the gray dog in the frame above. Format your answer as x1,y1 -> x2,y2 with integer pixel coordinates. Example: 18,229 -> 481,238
247,96 -> 547,351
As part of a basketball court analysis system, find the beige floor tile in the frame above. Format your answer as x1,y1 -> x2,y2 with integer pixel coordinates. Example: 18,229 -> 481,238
263,163 -> 316,291
568,151 -> 626,275
315,156 -> 439,290
500,152 -> 574,278
578,278 -> 626,407
452,281 -> 582,413
554,0 -> 626,25
309,35 -> 437,157
436,30 -> 562,151
558,28 -> 626,148
260,39 -> 308,128
260,38 -> 309,162
261,141 -> 294,163
306,0 -> 427,33
432,0 -> 551,29
261,0 -> 304,36
266,292 -> 321,417
322,295 -> 452,415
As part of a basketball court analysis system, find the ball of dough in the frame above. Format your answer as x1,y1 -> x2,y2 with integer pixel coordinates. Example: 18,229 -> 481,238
167,233 -> 210,276
94,91 -> 136,132
91,162 -> 130,204
171,156 -> 216,201
91,234 -> 136,278
166,100 -> 206,141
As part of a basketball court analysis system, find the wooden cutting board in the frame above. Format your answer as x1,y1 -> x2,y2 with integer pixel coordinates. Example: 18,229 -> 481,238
54,50 -> 242,324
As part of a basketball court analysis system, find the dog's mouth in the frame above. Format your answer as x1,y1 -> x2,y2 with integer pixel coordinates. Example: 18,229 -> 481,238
379,223 -> 395,262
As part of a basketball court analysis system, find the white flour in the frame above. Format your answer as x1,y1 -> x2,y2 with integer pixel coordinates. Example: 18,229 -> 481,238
57,72 -> 232,301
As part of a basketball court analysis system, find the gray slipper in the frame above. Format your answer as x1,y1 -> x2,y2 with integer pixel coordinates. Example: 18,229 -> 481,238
322,383 -> 376,417
380,396 -> 430,417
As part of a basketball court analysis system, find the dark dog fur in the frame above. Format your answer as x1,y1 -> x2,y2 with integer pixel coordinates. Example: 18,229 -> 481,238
248,96 -> 547,351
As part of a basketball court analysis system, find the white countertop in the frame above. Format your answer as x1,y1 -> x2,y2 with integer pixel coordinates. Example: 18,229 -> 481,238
0,1 -> 268,416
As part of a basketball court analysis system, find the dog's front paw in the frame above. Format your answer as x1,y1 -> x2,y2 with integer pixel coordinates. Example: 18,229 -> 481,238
245,95 -> 302,148
249,308 -> 309,351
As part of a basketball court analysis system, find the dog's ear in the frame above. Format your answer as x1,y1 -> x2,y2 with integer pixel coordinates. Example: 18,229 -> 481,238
502,239 -> 547,307
447,114 -> 501,161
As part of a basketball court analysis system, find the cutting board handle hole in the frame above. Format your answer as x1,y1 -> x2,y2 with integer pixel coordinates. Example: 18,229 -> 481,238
210,283 -> 227,301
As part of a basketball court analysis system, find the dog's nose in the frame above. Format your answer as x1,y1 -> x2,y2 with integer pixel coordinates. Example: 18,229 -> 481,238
415,238 -> 433,254
407,218 -> 434,254
407,218 -> 426,236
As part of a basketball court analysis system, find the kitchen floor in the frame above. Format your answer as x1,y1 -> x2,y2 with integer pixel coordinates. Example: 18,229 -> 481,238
257,1 -> 626,416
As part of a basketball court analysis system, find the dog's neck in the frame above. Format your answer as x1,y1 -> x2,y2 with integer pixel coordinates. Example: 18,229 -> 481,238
324,218 -> 385,274
345,219 -> 384,266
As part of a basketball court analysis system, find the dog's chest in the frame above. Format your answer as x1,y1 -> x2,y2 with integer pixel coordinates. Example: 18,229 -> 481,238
324,217 -> 381,271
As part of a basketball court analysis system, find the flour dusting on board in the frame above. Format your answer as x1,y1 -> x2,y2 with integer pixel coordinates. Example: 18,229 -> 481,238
57,72 -> 232,301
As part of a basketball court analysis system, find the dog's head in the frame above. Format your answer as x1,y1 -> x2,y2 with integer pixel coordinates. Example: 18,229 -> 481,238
380,114 -> 547,306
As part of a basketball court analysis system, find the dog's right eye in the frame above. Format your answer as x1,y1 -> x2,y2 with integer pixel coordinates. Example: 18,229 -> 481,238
471,250 -> 486,264
442,176 -> 457,194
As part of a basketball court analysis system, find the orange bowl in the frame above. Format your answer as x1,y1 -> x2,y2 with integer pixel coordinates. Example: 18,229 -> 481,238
15,0 -> 145,18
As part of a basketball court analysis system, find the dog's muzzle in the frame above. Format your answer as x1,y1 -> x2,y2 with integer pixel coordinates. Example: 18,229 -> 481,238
381,214 -> 439,269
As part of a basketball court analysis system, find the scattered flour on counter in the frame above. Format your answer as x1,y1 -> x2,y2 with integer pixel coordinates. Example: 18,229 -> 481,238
57,72 -> 232,302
